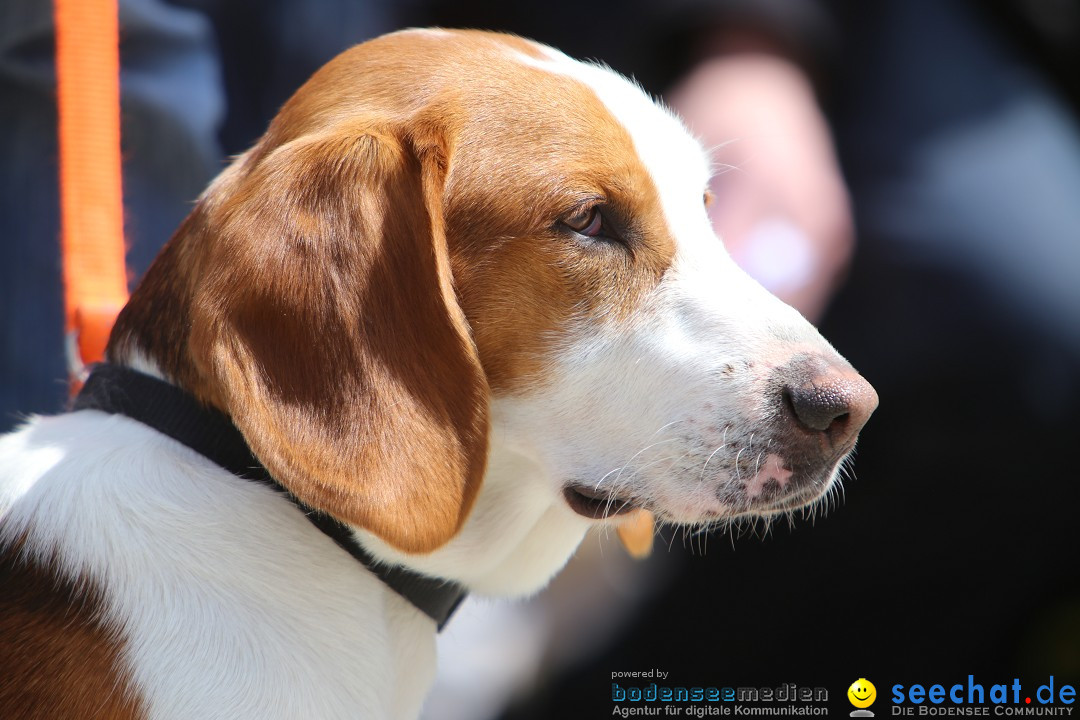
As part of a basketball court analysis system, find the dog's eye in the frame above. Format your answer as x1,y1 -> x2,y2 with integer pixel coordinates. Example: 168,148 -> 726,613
703,189 -> 715,207
565,206 -> 604,237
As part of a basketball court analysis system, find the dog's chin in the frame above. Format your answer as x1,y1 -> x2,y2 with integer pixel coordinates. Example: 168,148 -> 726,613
659,468 -> 844,525
728,466 -> 843,519
748,485 -> 832,516
562,485 -> 642,520
562,455 -> 847,524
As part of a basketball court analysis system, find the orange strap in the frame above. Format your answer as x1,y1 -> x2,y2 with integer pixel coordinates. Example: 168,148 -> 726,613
55,0 -> 128,388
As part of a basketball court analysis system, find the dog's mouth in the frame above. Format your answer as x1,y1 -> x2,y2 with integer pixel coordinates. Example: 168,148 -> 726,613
563,485 -> 640,520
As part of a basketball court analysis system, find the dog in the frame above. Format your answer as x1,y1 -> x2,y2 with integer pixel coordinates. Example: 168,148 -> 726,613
0,29 -> 877,719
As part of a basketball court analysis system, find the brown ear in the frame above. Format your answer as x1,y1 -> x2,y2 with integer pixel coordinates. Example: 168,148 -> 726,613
187,125 -> 489,554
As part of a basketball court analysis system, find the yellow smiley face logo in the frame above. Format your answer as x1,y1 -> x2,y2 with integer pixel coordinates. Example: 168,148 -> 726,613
848,679 -> 877,708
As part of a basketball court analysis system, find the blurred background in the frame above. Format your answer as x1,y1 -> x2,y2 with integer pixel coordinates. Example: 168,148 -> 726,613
2,0 -> 1078,716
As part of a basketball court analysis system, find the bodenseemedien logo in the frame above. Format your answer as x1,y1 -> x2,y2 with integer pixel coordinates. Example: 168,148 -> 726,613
849,679 -> 877,717
609,676 -> 830,716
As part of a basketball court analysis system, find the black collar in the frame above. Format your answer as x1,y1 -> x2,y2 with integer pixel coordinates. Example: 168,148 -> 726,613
74,363 -> 467,630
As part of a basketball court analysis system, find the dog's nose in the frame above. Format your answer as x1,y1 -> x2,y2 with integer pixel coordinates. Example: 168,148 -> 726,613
780,358 -> 878,451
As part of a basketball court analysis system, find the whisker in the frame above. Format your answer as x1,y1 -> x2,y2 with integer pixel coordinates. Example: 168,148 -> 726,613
699,443 -> 727,483
604,432 -> 682,491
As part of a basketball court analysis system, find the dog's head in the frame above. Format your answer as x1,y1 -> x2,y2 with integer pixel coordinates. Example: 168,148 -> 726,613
109,29 -> 876,556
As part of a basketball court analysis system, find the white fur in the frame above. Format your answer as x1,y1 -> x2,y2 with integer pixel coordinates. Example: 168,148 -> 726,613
357,431 -> 593,597
0,412 -> 436,719
0,34 -> 854,720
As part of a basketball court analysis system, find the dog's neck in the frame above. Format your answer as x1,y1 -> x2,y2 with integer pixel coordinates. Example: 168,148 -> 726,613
356,433 -> 593,597
74,363 -> 471,627
108,352 -> 592,598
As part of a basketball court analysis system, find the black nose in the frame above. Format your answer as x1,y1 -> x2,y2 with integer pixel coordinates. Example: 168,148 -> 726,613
781,359 -> 878,449
785,383 -> 853,432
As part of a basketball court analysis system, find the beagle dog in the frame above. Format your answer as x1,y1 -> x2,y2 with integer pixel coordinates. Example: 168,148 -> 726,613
0,29 -> 877,720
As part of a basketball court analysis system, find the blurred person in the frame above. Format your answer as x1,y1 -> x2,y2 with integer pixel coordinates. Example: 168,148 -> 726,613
416,2 -> 1079,717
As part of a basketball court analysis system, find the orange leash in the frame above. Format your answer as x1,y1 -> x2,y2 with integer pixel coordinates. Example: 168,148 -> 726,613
55,0 -> 128,391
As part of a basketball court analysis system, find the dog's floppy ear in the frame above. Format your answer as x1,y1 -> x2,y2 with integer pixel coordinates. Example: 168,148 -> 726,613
188,125 -> 489,554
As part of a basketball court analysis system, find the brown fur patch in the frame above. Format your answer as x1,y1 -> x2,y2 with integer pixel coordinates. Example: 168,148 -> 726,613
0,542 -> 143,719
108,30 -> 677,550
